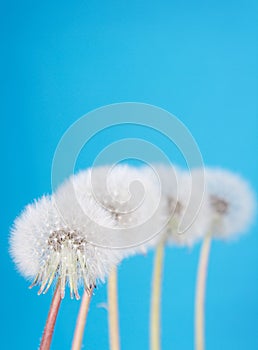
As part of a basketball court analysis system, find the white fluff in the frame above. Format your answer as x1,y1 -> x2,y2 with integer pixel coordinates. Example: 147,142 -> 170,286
63,164 -> 164,255
154,165 -> 210,247
11,164 -> 255,299
10,194 -> 123,299
204,168 -> 256,239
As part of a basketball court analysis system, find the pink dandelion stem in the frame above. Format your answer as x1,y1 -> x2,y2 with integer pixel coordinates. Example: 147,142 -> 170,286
39,280 -> 62,350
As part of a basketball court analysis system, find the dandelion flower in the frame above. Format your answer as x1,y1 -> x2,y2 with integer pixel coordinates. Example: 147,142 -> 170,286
65,164 -> 163,350
10,193 -> 123,300
155,165 -> 209,247
194,168 -> 256,350
204,168 -> 256,239
68,164 -> 163,253
149,164 -> 209,350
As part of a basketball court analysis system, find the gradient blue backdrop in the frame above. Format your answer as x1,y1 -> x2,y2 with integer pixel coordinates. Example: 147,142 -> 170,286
1,1 -> 258,349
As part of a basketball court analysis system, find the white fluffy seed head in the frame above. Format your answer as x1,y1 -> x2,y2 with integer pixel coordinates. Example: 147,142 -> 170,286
204,168 -> 256,239
66,164 -> 164,255
154,165 -> 210,247
10,193 -> 123,299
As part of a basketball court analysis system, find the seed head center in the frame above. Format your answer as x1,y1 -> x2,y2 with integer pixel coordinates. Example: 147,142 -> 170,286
48,229 -> 86,252
210,195 -> 229,215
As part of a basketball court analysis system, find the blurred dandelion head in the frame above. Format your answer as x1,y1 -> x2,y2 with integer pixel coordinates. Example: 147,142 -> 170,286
205,168 -> 256,239
156,166 -> 210,247
71,164 -> 164,255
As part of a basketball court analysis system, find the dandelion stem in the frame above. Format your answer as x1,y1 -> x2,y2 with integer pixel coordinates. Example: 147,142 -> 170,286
151,240 -> 165,350
195,234 -> 212,350
72,288 -> 93,350
108,266 -> 120,350
39,280 -> 62,350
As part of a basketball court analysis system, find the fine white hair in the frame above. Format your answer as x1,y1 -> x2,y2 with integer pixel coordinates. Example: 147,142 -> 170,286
64,164 -> 164,255
153,165 -> 210,247
204,167 -> 256,239
10,193 -> 123,299
10,164 -> 256,299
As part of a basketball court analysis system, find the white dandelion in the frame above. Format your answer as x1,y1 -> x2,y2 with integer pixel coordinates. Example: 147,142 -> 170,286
10,193 -> 123,300
10,183 -> 125,350
67,164 -> 163,253
194,168 -> 256,350
65,164 -> 163,350
156,165 -> 209,247
205,167 -> 256,239
149,164 -> 209,350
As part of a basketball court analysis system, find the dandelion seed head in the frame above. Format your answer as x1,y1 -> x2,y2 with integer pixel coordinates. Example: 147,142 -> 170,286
156,166 -> 210,247
67,165 -> 164,255
10,193 -> 123,299
205,168 -> 256,239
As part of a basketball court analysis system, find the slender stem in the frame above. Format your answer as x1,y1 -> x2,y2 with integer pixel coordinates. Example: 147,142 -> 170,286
150,240 -> 165,350
72,288 -> 93,350
108,266 -> 120,350
40,280 -> 62,350
195,234 -> 212,350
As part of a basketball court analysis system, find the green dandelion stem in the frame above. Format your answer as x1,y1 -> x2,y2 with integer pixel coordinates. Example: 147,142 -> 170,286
108,266 -> 120,350
151,240 -> 165,350
195,233 -> 212,350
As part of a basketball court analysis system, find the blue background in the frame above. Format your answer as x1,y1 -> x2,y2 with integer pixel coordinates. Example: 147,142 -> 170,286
1,0 -> 258,349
